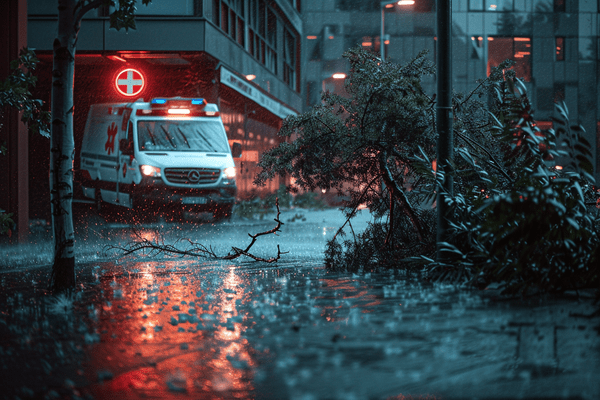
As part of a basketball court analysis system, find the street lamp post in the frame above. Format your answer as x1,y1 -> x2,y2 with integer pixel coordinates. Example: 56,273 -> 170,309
436,0 -> 453,261
380,1 -> 415,61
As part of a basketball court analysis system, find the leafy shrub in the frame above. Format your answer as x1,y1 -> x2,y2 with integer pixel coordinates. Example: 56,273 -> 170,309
293,191 -> 328,210
422,77 -> 600,295
0,210 -> 14,236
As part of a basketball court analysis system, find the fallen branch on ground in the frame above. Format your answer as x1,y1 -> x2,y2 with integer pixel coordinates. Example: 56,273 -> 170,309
105,198 -> 288,263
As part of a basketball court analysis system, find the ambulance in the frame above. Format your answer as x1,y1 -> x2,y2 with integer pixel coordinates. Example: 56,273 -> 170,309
79,97 -> 241,219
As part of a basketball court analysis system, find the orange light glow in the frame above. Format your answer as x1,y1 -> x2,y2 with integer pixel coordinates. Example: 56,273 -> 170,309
397,0 -> 416,5
332,73 -> 347,79
555,165 -> 563,170
362,41 -> 373,47
384,40 -> 390,45
328,35 -> 334,39
167,108 -> 191,115
246,74 -> 256,81
307,35 -> 317,40
488,37 -> 494,41
514,37 -> 530,41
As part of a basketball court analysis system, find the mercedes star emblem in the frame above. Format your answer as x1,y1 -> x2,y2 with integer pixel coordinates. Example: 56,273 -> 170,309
188,169 -> 201,182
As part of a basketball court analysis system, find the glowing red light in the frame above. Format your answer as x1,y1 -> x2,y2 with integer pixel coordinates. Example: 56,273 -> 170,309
115,68 -> 145,97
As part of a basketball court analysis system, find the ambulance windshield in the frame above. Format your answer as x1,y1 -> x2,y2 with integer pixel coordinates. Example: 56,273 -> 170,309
137,119 -> 229,153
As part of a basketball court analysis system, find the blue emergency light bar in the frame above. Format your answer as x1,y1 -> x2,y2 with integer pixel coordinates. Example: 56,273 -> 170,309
151,98 -> 206,106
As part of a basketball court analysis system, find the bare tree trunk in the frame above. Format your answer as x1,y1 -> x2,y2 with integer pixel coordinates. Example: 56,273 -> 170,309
50,0 -> 79,291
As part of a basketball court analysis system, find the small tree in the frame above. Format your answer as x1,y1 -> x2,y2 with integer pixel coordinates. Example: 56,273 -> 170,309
256,48 -> 439,268
0,48 -> 51,235
50,0 -> 151,291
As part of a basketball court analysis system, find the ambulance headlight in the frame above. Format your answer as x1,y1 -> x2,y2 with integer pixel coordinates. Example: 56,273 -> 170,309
222,167 -> 236,180
140,165 -> 161,177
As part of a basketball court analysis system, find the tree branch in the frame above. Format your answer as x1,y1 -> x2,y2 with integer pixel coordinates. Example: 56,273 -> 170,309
331,174 -> 382,243
106,199 -> 287,263
75,0 -> 105,23
379,152 -> 424,241
455,129 -> 513,183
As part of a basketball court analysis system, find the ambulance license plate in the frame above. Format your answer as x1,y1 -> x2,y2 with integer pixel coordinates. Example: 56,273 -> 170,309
182,197 -> 207,205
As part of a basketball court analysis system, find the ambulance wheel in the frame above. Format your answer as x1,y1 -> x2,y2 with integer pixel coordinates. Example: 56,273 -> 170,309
213,205 -> 233,221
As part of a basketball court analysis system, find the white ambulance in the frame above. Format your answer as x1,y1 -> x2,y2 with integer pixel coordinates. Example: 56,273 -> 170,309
79,97 -> 241,219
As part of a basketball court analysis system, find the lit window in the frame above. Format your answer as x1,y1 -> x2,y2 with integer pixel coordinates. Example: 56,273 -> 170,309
487,37 -> 531,81
556,37 -> 565,61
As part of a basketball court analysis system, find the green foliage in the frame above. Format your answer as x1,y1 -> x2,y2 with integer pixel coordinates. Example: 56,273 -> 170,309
106,0 -> 153,31
0,210 -> 14,236
257,47 -> 439,268
1,47 -> 50,236
258,46 -> 599,295
0,48 -> 50,138
293,191 -> 327,210
422,76 -> 600,295
264,184 -> 293,209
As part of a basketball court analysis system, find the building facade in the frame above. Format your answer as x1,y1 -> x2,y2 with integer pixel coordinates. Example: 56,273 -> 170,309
20,0 -> 302,222
301,0 -> 600,184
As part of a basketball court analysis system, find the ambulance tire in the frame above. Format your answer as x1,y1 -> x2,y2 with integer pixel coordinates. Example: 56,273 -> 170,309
213,204 -> 233,221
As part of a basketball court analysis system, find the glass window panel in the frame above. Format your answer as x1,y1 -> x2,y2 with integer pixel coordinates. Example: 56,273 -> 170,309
137,120 -> 230,153
221,3 -> 229,32
469,0 -> 484,10
267,8 -> 277,47
487,36 -> 531,81
486,0 -> 513,11
556,37 -> 565,61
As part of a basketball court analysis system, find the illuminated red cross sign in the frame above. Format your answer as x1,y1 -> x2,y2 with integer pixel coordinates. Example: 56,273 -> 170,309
115,68 -> 145,97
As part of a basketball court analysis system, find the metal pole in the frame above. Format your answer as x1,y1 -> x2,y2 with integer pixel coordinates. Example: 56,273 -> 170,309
381,6 -> 385,61
436,0 -> 453,261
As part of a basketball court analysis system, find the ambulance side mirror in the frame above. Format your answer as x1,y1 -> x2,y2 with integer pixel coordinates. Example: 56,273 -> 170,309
232,142 -> 242,158
119,139 -> 134,156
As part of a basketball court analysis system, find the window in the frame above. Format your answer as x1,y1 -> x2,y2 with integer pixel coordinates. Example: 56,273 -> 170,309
555,37 -> 565,61
470,36 -> 483,59
286,0 -> 301,12
469,0 -> 484,10
214,0 -> 245,47
487,36 -> 531,81
485,0 -> 514,11
248,0 -> 277,74
284,28 -> 298,90
470,0 -> 514,11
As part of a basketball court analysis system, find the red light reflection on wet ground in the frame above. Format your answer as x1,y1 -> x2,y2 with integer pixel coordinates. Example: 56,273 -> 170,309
315,278 -> 381,322
83,261 -> 256,399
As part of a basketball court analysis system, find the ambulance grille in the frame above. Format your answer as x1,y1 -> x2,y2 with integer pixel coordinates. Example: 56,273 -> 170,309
164,168 -> 220,185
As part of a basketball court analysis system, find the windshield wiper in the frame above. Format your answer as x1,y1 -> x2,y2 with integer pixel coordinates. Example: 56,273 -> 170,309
175,127 -> 191,148
145,125 -> 157,145
160,125 -> 177,149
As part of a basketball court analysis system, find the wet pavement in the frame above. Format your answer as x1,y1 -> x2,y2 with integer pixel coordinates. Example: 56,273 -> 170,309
1,206 -> 599,400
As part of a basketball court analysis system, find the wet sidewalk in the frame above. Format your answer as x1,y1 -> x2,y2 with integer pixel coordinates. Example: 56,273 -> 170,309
1,258 -> 599,400
0,208 -> 599,399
